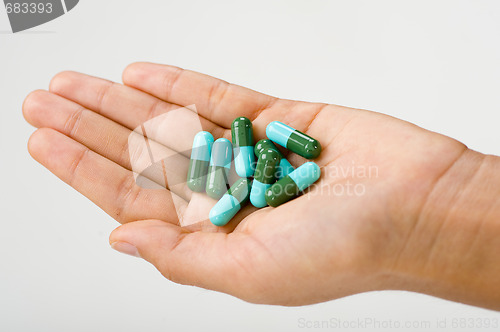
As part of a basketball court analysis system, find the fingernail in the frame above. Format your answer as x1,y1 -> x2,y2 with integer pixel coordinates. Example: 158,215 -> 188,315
111,241 -> 141,258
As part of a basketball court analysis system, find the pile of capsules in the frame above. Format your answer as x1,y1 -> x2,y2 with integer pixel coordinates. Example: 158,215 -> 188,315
187,118 -> 322,226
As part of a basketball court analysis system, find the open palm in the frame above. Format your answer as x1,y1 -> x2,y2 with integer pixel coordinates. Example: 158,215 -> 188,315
23,63 -> 467,305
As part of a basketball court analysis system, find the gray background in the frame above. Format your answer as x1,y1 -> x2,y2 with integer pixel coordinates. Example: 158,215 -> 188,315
1,1 -> 500,331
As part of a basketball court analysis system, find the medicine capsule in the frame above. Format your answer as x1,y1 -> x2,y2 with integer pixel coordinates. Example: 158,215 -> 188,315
266,121 -> 322,159
206,138 -> 232,199
254,139 -> 294,179
250,149 -> 281,208
187,131 -> 214,192
210,178 -> 252,226
265,162 -> 321,207
232,117 -> 256,177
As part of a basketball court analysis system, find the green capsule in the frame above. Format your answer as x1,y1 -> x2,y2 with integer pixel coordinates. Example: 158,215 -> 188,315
265,162 -> 321,207
228,177 -> 252,203
209,178 -> 252,226
266,121 -> 322,159
254,139 -> 295,178
206,138 -> 232,199
187,131 -> 214,192
250,149 -> 281,208
231,117 -> 256,177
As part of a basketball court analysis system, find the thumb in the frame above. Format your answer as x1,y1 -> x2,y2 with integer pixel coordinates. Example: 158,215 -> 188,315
109,219 -> 251,296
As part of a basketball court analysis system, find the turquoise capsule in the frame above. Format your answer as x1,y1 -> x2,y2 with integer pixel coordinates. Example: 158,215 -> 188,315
232,117 -> 256,177
276,158 -> 294,179
254,139 -> 294,179
210,178 -> 252,226
265,162 -> 321,207
266,121 -> 322,159
250,149 -> 280,208
206,138 -> 232,199
187,131 -> 214,192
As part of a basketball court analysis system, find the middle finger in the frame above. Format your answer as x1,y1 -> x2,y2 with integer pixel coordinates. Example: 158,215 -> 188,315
23,90 -> 193,201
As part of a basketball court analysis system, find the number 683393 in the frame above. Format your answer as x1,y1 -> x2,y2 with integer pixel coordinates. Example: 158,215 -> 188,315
5,2 -> 53,14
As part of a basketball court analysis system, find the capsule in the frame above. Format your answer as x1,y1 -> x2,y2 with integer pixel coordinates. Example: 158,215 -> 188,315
266,121 -> 322,159
265,162 -> 321,207
206,138 -> 232,199
210,178 -> 252,226
231,117 -> 256,177
254,139 -> 294,179
187,131 -> 214,192
250,149 -> 281,208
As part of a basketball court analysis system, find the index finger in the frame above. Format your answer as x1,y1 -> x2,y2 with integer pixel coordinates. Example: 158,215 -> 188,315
122,62 -> 279,128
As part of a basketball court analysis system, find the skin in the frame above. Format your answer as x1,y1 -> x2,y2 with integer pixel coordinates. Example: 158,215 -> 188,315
23,62 -> 500,310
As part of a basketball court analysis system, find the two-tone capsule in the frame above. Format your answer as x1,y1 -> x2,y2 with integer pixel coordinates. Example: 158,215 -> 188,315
232,117 -> 256,177
250,149 -> 281,208
266,121 -> 322,159
265,162 -> 321,207
209,178 -> 252,226
187,131 -> 214,192
206,138 -> 232,199
254,139 -> 294,179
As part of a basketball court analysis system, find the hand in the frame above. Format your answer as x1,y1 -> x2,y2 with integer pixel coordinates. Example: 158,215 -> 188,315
23,63 -> 494,307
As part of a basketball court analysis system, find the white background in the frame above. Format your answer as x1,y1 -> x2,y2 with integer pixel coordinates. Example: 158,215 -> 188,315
1,1 -> 500,331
